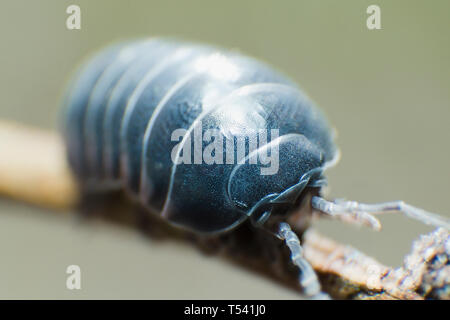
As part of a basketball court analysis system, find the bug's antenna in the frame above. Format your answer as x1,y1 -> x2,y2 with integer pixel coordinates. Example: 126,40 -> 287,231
276,222 -> 330,299
311,196 -> 450,230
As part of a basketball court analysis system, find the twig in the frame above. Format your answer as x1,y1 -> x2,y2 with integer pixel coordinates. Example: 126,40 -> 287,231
0,120 -> 448,299
0,120 -> 78,209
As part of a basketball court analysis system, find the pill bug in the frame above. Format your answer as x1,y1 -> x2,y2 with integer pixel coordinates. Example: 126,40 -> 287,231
62,38 -> 450,299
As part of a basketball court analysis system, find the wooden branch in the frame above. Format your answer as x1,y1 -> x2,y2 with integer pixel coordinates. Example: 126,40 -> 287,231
303,227 -> 449,299
0,120 -> 78,209
0,120 -> 448,300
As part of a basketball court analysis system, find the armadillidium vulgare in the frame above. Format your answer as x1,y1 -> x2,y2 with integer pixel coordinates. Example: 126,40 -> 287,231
62,38 -> 450,299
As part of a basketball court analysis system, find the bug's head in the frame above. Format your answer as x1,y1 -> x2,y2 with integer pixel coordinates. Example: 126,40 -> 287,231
227,133 -> 327,229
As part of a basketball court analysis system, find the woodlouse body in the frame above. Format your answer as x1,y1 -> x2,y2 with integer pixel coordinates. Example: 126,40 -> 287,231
62,38 -> 338,234
62,38 -> 450,299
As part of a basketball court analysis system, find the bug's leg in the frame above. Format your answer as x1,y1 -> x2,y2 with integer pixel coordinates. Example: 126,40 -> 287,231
312,196 -> 450,230
311,196 -> 382,230
276,222 -> 330,299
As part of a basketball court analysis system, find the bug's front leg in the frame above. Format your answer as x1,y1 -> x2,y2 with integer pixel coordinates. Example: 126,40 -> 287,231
312,196 -> 450,230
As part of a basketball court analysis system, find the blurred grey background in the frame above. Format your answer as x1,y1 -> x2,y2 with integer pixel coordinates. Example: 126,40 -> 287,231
0,0 -> 449,299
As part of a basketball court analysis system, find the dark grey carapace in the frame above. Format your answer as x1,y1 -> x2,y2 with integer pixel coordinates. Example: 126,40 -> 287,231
62,38 -> 449,299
